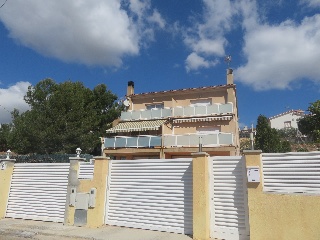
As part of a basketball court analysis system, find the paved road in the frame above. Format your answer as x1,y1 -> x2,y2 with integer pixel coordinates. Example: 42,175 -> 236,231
0,218 -> 193,240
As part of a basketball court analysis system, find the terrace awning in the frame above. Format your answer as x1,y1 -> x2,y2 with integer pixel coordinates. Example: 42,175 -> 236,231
172,116 -> 232,123
106,119 -> 167,133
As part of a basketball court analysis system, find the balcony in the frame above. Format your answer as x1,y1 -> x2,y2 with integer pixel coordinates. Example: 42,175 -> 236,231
163,133 -> 233,147
120,103 -> 233,121
105,135 -> 162,148
104,133 -> 233,148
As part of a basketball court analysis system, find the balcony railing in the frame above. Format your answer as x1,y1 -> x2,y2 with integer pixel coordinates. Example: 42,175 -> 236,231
120,103 -> 233,121
163,133 -> 233,147
104,133 -> 233,148
105,135 -> 162,148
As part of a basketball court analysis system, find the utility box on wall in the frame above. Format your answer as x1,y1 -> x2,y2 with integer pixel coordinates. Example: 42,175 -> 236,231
75,193 -> 89,210
74,193 -> 89,226
247,166 -> 260,182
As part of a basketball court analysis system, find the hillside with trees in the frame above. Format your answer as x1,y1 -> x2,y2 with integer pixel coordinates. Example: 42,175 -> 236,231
298,100 -> 320,143
242,100 -> 320,153
0,79 -> 122,155
254,115 -> 291,153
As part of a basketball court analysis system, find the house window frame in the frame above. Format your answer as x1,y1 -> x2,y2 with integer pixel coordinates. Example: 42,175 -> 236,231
146,103 -> 164,110
190,99 -> 212,107
284,121 -> 291,128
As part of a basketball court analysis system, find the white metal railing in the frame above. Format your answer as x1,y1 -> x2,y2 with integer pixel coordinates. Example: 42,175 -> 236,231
105,133 -> 233,148
163,133 -> 233,147
104,135 -> 162,148
262,152 -> 320,194
120,103 -> 233,121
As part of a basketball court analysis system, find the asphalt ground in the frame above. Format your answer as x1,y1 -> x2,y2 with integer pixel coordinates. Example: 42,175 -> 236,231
0,218 -> 193,240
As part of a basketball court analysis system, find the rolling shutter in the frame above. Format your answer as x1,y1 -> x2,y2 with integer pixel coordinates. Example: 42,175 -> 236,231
105,159 -> 193,234
6,163 -> 69,223
210,156 -> 249,240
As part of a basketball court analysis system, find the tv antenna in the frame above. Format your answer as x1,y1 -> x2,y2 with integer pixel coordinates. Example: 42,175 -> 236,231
224,55 -> 232,68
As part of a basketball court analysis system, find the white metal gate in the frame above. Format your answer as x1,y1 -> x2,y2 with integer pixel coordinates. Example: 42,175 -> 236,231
210,156 -> 249,240
262,152 -> 320,194
105,159 -> 193,234
6,163 -> 70,222
79,161 -> 94,179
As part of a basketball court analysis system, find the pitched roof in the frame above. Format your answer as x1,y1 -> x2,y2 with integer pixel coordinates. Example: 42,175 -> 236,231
269,109 -> 305,120
129,84 -> 235,98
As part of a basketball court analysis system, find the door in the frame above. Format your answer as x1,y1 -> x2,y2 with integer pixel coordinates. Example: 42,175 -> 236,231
210,156 -> 250,240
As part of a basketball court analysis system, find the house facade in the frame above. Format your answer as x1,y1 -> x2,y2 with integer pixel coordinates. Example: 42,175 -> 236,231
102,69 -> 240,159
269,109 -> 305,130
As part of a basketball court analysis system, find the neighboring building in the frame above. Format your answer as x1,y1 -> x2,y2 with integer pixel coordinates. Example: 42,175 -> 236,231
239,126 -> 256,139
102,69 -> 240,159
269,110 -> 305,130
239,126 -> 256,152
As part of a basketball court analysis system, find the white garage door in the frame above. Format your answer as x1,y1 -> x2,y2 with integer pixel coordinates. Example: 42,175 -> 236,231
105,159 -> 193,234
6,163 -> 70,222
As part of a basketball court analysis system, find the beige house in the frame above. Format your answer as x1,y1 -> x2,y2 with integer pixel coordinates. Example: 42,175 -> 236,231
103,69 -> 239,159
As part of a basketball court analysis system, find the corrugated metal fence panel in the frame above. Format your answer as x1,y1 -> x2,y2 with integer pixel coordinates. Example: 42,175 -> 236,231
210,156 -> 249,240
79,162 -> 94,179
105,159 -> 193,235
6,163 -> 69,222
262,152 -> 320,194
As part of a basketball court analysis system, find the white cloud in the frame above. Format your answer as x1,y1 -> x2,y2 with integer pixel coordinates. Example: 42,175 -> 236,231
0,82 -> 30,123
0,0 -> 164,67
300,0 -> 320,7
148,10 -> 166,29
182,0 -> 320,90
184,0 -> 235,72
236,12 -> 320,90
129,0 -> 151,20
185,53 -> 218,72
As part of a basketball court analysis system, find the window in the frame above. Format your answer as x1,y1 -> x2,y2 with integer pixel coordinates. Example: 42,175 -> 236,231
196,126 -> 221,134
284,121 -> 291,128
146,103 -> 164,110
190,99 -> 212,107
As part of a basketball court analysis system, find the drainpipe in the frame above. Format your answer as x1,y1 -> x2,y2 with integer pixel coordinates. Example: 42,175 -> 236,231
199,136 -> 203,152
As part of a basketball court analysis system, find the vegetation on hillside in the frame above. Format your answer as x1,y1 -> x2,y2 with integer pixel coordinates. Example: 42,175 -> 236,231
241,99 -> 320,152
0,79 -> 122,155
254,115 -> 291,153
298,100 -> 320,143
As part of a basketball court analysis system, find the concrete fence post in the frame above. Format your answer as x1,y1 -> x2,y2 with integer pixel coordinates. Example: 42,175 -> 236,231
64,156 -> 85,225
65,156 -> 110,228
0,158 -> 16,219
192,152 -> 210,240
243,150 -> 262,240
84,156 -> 109,228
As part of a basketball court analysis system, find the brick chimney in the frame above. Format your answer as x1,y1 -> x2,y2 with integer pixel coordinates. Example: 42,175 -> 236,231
127,81 -> 134,96
227,68 -> 233,85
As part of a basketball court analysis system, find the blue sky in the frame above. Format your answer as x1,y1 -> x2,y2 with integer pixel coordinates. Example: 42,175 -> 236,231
0,0 -> 319,128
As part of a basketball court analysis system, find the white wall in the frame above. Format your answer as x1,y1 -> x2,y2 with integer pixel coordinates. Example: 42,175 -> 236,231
269,112 -> 302,129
